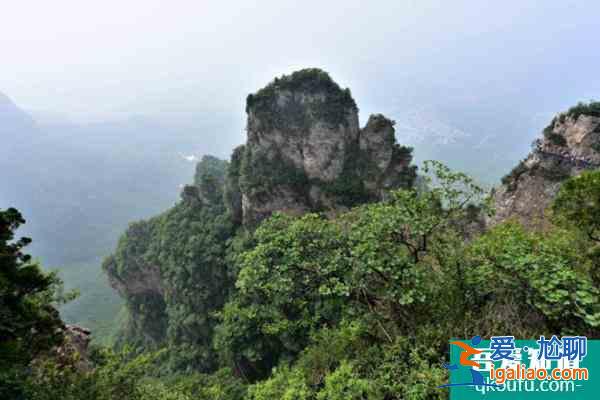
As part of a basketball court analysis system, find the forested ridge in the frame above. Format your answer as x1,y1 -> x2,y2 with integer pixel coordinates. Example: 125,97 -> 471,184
3,163 -> 599,399
2,72 -> 600,399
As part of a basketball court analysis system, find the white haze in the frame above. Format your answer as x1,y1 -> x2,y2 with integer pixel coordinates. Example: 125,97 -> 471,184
2,0 -> 600,176
2,1 -> 599,122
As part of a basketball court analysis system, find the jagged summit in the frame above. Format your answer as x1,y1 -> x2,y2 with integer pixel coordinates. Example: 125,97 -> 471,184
245,68 -> 357,130
103,70 -> 418,348
491,101 -> 600,226
231,69 -> 416,225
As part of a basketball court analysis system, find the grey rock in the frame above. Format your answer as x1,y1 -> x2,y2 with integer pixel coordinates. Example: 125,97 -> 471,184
490,113 -> 600,227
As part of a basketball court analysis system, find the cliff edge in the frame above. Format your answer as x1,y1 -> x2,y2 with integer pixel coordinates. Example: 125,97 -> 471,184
491,102 -> 600,226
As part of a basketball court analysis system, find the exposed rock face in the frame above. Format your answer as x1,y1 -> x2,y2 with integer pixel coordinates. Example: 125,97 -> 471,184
491,110 -> 600,226
39,324 -> 93,372
102,69 -> 417,357
235,69 -> 416,225
103,224 -> 168,345
360,114 -> 415,195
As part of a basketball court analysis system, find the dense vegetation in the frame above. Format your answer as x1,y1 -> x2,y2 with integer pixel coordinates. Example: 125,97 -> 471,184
4,161 -> 599,399
0,208 -> 75,398
563,101 -> 600,120
4,90 -> 600,398
246,69 -> 357,131
102,157 -> 237,372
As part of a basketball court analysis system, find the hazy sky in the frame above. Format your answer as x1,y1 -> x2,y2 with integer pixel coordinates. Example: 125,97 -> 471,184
2,1 -> 600,123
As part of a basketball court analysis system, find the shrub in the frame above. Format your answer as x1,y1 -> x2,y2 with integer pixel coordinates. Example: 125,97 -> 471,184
545,132 -> 567,146
564,101 -> 600,120
245,68 -> 357,131
501,159 -> 528,191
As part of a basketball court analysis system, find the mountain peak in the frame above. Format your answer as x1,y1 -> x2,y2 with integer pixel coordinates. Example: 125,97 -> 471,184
231,69 -> 415,225
490,102 -> 600,227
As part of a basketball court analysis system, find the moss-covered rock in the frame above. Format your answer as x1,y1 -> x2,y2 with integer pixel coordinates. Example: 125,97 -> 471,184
246,68 -> 357,131
237,69 -> 416,225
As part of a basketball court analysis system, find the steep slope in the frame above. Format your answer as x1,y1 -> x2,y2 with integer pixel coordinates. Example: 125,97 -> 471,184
102,155 -> 234,368
103,69 -> 418,368
231,69 -> 416,225
491,102 -> 600,226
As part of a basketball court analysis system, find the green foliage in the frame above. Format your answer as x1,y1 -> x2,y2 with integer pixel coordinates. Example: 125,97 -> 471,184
212,160 -> 600,399
103,160 -> 236,370
180,368 -> 247,400
468,221 -> 600,333
543,120 -> 556,136
545,132 -> 567,146
246,68 -> 357,130
11,151 -> 600,399
245,321 -> 446,400
542,101 -> 600,144
24,348 -> 179,400
0,207 -> 78,398
224,145 -> 245,223
246,365 -> 312,400
369,337 -> 446,400
194,155 -> 229,187
552,170 -> 600,242
316,361 -> 379,400
21,344 -> 248,400
194,155 -> 229,204
216,161 -> 488,379
562,100 -> 600,121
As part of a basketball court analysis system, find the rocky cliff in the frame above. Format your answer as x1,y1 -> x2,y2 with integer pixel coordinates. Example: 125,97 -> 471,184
491,102 -> 600,226
102,69 -> 417,367
231,69 -> 416,225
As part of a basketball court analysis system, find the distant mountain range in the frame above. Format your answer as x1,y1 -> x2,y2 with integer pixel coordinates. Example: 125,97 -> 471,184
1,91 -> 225,336
1,92 -> 223,265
